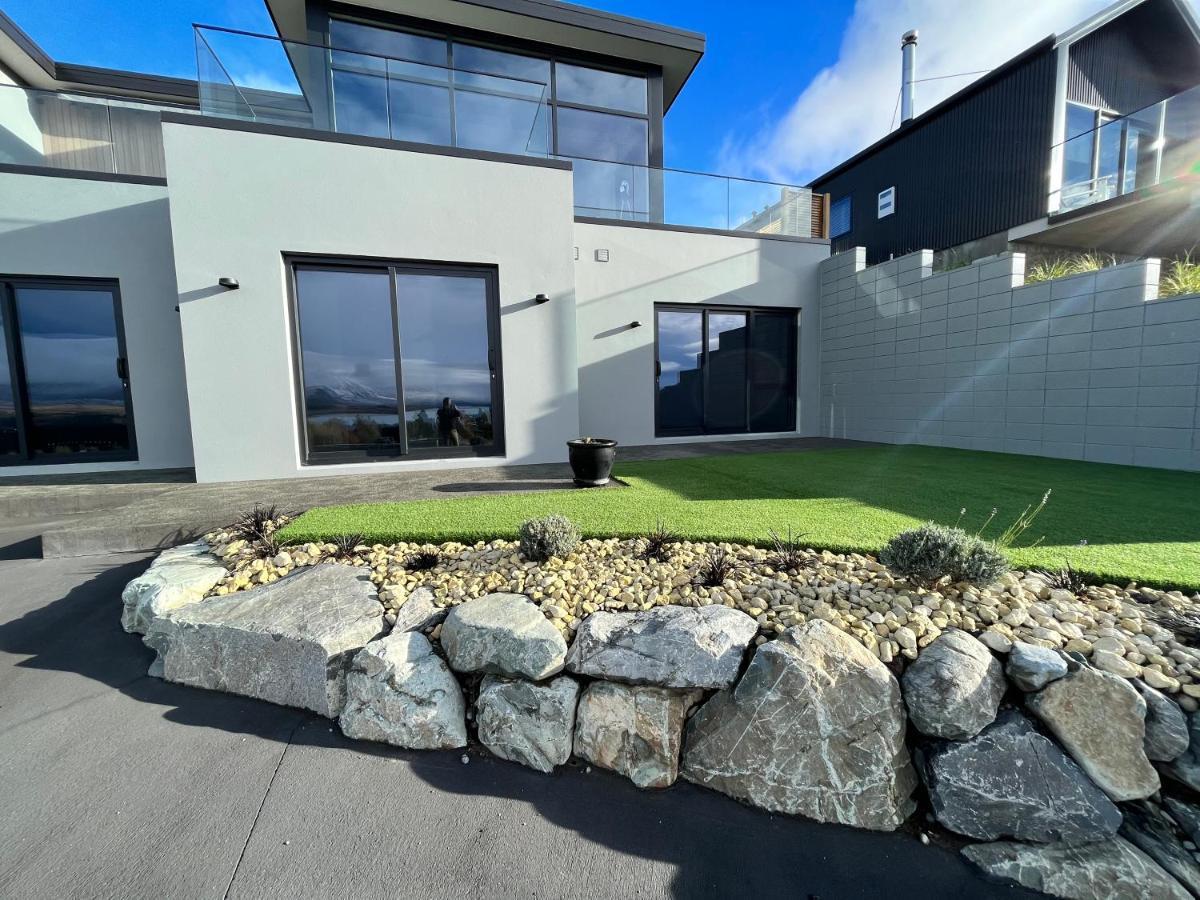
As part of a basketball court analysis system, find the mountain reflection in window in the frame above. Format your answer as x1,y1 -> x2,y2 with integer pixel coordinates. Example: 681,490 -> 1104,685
295,268 -> 401,450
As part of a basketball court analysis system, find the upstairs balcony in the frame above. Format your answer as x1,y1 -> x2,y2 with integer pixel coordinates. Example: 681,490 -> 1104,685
1053,83 -> 1200,214
194,25 -> 826,239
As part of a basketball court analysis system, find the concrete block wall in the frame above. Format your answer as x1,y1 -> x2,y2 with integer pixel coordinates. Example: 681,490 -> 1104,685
819,248 -> 1200,471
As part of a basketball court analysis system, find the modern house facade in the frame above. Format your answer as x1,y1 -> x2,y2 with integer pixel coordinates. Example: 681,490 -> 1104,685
0,0 -> 829,482
811,0 -> 1200,265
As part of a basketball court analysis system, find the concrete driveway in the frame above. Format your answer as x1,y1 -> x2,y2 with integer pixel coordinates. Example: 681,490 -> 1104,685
0,523 -> 1036,899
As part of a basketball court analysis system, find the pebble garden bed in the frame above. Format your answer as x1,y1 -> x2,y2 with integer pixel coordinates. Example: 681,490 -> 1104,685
116,512 -> 1200,900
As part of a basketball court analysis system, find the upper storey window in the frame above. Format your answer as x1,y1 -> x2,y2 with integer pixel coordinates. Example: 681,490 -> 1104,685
326,17 -> 651,171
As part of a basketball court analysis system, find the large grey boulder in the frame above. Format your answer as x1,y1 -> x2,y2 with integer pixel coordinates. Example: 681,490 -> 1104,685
901,629 -> 1006,740
476,675 -> 579,773
390,586 -> 447,634
1134,681 -> 1190,762
144,564 -> 384,717
1165,710 -> 1200,792
339,631 -> 466,750
1006,641 -> 1068,692
681,620 -> 917,831
920,709 -> 1121,842
1026,665 -> 1159,801
1165,797 -> 1200,846
121,541 -> 227,634
1120,800 -> 1200,897
573,681 -> 701,788
566,606 -> 757,690
440,593 -> 566,680
962,838 -> 1191,900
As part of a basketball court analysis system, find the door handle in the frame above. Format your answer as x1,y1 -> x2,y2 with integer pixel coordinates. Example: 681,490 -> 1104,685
116,357 -> 129,380
654,360 -> 661,378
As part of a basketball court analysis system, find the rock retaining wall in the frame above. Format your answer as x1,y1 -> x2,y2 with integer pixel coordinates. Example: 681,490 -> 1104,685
129,548 -> 1200,899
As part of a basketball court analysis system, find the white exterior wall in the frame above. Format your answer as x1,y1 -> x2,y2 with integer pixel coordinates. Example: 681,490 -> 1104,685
0,172 -> 194,475
574,222 -> 827,445
162,121 -> 579,483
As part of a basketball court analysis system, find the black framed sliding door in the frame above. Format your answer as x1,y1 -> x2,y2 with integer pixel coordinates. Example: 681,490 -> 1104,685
654,304 -> 796,438
0,277 -> 136,466
290,257 -> 503,465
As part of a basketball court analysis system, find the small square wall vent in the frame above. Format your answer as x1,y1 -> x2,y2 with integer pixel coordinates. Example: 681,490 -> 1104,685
574,246 -> 579,260
595,249 -> 610,262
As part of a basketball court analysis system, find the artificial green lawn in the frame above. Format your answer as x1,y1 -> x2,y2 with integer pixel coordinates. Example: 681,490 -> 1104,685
279,445 -> 1200,590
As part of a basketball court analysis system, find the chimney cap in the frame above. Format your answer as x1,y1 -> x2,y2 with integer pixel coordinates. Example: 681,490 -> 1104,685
901,29 -> 919,46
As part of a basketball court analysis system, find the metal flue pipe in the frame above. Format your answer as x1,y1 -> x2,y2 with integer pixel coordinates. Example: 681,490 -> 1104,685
901,29 -> 918,124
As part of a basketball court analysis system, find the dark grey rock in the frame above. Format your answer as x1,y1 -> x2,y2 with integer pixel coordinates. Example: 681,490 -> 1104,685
144,564 -> 385,717
962,838 -> 1190,900
1134,681 -> 1190,762
440,593 -> 566,680
566,605 -> 757,689
921,709 -> 1121,842
476,675 -> 579,773
901,629 -> 1006,740
682,620 -> 917,831
1164,797 -> 1200,847
1006,641 -> 1068,692
1165,710 -> 1200,792
1120,800 -> 1200,897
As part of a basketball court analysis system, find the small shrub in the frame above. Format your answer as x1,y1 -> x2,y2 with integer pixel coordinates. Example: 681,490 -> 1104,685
404,549 -> 441,571
768,527 -> 809,572
697,546 -> 740,587
519,514 -> 580,562
1160,252 -> 1200,298
640,519 -> 679,562
879,523 -> 1009,586
1025,252 -> 1114,285
330,532 -> 367,559
1030,561 -> 1089,594
233,503 -> 281,542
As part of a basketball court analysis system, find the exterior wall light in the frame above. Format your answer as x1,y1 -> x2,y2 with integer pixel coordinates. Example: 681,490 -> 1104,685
534,293 -> 550,304
218,277 -> 240,290
629,320 -> 643,328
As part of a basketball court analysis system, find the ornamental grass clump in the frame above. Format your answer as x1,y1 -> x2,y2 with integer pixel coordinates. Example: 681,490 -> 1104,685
518,514 -> 580,562
879,523 -> 1009,587
1160,252 -> 1200,298
639,519 -> 679,562
697,546 -> 740,587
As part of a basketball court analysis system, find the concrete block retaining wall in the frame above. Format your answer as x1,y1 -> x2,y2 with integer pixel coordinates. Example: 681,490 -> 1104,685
819,248 -> 1200,471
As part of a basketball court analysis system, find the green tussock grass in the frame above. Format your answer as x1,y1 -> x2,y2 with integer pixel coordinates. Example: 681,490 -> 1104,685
278,445 -> 1200,591
1160,252 -> 1200,298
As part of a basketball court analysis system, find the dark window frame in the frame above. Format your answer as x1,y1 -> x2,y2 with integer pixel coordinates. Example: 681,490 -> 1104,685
0,274 -> 137,467
286,254 -> 505,467
319,4 -> 663,167
653,303 -> 798,439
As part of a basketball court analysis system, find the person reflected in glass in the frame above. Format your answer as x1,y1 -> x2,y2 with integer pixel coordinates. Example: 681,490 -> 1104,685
437,397 -> 465,446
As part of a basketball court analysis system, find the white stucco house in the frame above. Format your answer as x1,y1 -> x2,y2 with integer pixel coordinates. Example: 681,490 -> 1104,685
0,0 -> 830,483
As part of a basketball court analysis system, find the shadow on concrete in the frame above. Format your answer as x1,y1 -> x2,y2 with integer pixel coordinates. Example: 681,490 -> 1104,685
0,533 -> 42,561
432,480 -> 577,493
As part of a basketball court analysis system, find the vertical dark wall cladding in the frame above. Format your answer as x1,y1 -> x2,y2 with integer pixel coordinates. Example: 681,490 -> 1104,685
1067,0 -> 1200,114
816,45 -> 1058,265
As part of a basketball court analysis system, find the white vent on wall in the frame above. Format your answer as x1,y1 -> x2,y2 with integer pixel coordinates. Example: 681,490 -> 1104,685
595,249 -> 610,262
878,187 -> 895,219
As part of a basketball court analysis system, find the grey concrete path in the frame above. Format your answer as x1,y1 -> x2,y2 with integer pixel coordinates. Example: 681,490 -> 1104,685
0,438 -> 871,557
0,528 -> 1036,900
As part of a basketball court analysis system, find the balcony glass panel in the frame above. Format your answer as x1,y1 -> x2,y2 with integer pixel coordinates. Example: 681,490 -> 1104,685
554,62 -> 647,114
452,44 -> 549,96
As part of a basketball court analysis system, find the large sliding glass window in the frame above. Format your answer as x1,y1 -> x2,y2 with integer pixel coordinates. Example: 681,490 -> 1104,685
291,259 -> 502,464
655,305 -> 797,437
0,277 -> 136,465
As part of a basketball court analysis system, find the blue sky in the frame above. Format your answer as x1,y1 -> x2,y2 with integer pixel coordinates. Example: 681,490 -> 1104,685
4,0 -> 1195,182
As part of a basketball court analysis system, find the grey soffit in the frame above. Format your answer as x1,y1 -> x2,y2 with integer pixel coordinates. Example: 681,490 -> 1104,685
158,112 -> 576,171
0,10 -> 200,103
808,36 -> 1056,189
573,216 -> 831,246
0,163 -> 167,187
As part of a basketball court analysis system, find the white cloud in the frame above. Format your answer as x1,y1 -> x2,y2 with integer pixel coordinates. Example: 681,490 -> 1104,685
721,0 -> 1156,185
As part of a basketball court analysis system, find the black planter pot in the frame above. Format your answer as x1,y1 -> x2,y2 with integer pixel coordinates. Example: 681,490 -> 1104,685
567,438 -> 618,487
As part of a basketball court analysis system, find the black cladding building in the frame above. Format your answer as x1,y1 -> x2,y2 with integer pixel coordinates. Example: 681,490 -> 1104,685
809,0 -> 1200,265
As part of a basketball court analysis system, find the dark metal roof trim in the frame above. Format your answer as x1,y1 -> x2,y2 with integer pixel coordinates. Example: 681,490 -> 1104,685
810,36 -> 1056,188
160,111 -> 577,170
574,215 -> 830,245
0,163 -> 167,186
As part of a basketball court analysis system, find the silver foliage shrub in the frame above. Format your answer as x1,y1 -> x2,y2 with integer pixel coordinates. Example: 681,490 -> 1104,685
879,523 -> 1009,586
519,514 -> 580,561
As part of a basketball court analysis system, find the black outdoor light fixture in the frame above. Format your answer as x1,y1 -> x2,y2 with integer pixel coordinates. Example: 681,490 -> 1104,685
629,320 -> 643,328
218,277 -> 240,290
534,293 -> 550,304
